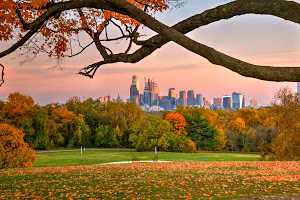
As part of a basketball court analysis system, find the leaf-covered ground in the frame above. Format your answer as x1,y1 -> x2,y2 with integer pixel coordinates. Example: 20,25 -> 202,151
0,162 -> 299,199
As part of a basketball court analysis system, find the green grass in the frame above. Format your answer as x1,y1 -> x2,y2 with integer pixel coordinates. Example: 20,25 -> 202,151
34,149 -> 260,167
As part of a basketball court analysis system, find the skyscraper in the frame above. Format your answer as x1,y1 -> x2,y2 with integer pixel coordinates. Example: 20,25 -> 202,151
232,92 -> 243,109
130,75 -> 139,104
196,94 -> 203,108
179,90 -> 187,107
223,95 -> 232,109
143,78 -> 154,106
250,99 -> 258,108
132,75 -> 139,92
187,90 -> 195,106
298,82 -> 300,94
168,88 -> 176,108
213,98 -> 223,109
153,83 -> 160,100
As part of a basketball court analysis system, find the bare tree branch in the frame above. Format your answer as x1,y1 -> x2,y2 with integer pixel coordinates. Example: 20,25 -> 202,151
0,64 -> 4,87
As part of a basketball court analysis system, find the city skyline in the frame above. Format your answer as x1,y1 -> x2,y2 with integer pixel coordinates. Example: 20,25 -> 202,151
0,0 -> 299,105
127,75 -> 258,110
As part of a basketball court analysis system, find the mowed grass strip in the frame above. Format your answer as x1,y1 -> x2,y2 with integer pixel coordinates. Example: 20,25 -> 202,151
34,149 -> 260,167
0,162 -> 299,199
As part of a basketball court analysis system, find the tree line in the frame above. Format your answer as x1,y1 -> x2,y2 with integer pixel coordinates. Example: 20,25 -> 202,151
0,87 -> 299,168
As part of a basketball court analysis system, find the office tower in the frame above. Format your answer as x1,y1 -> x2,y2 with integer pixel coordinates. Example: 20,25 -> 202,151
232,92 -> 243,109
144,78 -> 154,106
187,90 -> 195,106
250,99 -> 258,108
99,97 -> 104,103
104,95 -> 111,103
213,98 -> 223,110
132,75 -> 139,92
298,82 -> 300,94
196,94 -> 203,108
117,93 -> 121,101
168,88 -> 176,108
242,95 -> 245,108
223,95 -> 232,109
179,90 -> 187,107
153,83 -> 160,100
130,75 -> 139,104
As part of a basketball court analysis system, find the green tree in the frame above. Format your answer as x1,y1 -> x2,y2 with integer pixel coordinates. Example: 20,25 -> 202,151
95,124 -> 119,148
184,112 -> 218,151
129,114 -> 172,152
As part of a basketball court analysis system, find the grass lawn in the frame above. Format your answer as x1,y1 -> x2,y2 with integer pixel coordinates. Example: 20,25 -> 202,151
0,162 -> 299,199
34,149 -> 261,167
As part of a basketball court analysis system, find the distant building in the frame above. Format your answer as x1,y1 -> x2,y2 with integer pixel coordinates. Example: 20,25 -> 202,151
187,90 -> 195,106
104,95 -> 111,103
223,95 -> 232,109
130,75 -> 139,104
132,75 -> 139,92
168,88 -> 177,108
179,90 -> 187,107
242,95 -> 246,108
117,93 -> 121,101
196,94 -> 203,108
213,98 -> 223,110
159,99 -> 172,110
99,97 -> 104,103
298,82 -> 300,95
232,92 -> 243,109
250,99 -> 258,108
153,83 -> 160,100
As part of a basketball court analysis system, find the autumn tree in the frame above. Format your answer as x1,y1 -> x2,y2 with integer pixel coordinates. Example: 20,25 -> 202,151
129,114 -> 172,151
3,92 -> 35,125
165,113 -> 188,136
0,124 -> 36,169
50,107 -> 78,147
0,0 -> 299,83
269,88 -> 300,160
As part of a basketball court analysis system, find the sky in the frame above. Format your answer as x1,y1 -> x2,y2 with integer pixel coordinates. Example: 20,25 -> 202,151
0,0 -> 300,106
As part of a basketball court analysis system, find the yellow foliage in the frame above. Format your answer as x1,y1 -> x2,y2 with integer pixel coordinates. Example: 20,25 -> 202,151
0,124 -> 36,169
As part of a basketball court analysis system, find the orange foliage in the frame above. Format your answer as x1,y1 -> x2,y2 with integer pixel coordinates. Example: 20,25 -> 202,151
3,92 -> 35,125
165,113 -> 188,135
0,124 -> 36,169
227,118 -> 246,135
0,0 -> 169,58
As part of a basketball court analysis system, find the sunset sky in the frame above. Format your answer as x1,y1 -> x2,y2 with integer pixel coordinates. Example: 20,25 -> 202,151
1,0 -> 300,106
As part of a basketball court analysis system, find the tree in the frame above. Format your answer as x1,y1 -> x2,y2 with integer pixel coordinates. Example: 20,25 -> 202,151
3,92 -> 35,125
237,108 -> 260,128
0,0 -> 300,82
0,123 -> 36,169
50,107 -> 78,147
269,88 -> 300,160
95,124 -> 119,148
165,113 -> 188,136
184,112 -> 218,151
129,114 -> 172,151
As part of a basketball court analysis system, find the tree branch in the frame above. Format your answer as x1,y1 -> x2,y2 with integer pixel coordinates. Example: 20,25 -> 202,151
0,64 -> 4,87
1,0 -> 300,82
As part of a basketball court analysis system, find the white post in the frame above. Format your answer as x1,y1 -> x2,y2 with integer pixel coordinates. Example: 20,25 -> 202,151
81,146 -> 82,154
84,147 -> 85,151
155,146 -> 157,154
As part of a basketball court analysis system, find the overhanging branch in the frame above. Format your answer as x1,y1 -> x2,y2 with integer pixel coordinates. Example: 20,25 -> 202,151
0,64 -> 4,87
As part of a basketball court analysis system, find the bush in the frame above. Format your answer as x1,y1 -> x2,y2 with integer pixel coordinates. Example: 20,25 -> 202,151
0,124 -> 36,169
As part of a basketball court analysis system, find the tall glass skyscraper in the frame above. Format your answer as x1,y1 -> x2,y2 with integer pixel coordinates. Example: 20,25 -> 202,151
196,94 -> 203,107
232,92 -> 243,109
